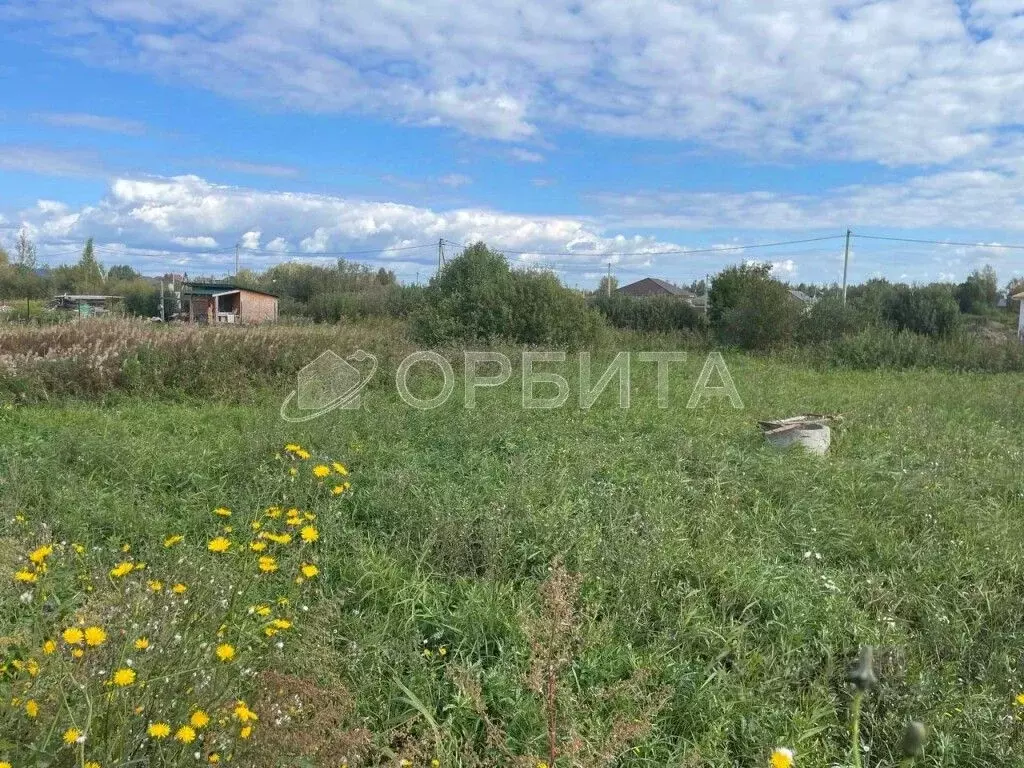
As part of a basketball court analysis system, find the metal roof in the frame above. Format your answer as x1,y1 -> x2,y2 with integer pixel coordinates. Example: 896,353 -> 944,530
184,283 -> 278,298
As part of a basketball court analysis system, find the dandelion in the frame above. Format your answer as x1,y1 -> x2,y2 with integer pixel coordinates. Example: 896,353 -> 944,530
29,544 -> 53,564
300,563 -> 319,578
63,627 -> 84,645
1016,693 -> 1024,706
253,605 -> 271,617
265,506 -> 282,518
109,561 -> 134,578
73,543 -> 85,554
207,536 -> 232,553
271,618 -> 292,630
250,540 -> 268,552
134,637 -> 150,650
14,569 -> 38,583
312,464 -> 331,479
438,647 -> 447,657
284,443 -> 302,453
164,534 -> 184,548
72,648 -> 85,659
112,668 -> 136,686
216,643 -> 236,662
148,579 -> 163,592
295,449 -> 311,460
190,710 -> 210,728
85,762 -> 101,768
175,725 -> 197,744
84,626 -> 107,646
147,722 -> 171,739
25,699 -> 39,717
400,760 -> 412,767
258,556 -> 278,573
331,461 -> 349,475
1,761 -> 11,768
43,639 -> 56,654
209,754 -> 221,763
300,526 -> 319,543
770,747 -> 794,768
233,701 -> 258,722
214,507 -> 232,517
239,725 -> 253,739
431,761 -> 440,768
172,583 -> 187,594
331,484 -> 348,495
63,728 -> 83,745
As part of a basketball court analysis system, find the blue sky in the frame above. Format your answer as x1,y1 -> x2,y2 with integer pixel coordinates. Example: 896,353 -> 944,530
1,0 -> 1023,288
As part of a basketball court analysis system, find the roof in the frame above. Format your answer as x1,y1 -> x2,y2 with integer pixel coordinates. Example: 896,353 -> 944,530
617,277 -> 693,296
788,289 -> 814,303
184,282 -> 278,298
52,294 -> 123,301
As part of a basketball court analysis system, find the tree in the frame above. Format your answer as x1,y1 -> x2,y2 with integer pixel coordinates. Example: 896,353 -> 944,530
375,267 -> 396,286
707,263 -> 774,326
884,284 -> 960,337
15,229 -> 37,270
955,265 -> 999,314
73,238 -> 104,293
0,245 -> 8,268
596,274 -> 619,296
106,264 -> 139,281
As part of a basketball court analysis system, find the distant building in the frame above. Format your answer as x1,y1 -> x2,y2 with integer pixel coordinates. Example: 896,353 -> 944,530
617,277 -> 695,299
49,294 -> 123,317
788,289 -> 816,305
184,283 -> 279,324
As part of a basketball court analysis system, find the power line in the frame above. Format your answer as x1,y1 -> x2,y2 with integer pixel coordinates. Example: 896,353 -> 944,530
238,243 -> 436,257
852,233 -> 1024,250
442,234 -> 844,258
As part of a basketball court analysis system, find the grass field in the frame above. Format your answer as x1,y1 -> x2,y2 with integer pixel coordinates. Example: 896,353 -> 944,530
1,323 -> 1023,767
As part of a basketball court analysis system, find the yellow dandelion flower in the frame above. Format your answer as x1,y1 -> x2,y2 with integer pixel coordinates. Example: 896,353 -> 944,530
258,556 -> 278,573
284,443 -> 301,452
250,540 -> 267,552
147,722 -> 171,739
239,725 -> 253,739
171,583 -> 187,594
331,485 -> 346,495
72,648 -> 85,659
63,627 -> 84,645
43,639 -> 57,654
207,537 -> 232,553
134,637 -> 150,650
331,461 -> 349,475
175,725 -> 196,744
300,563 -> 319,578
148,580 -> 163,592
163,534 -> 184,547
63,727 -> 82,745
209,754 -> 221,763
84,626 -> 107,647
432,761 -> 440,768
300,526 -> 319,543
265,506 -> 282,518
1,761 -> 11,768
73,543 -> 85,554
400,760 -> 412,768
233,701 -> 258,722
771,747 -> 795,768
1016,693 -> 1024,706
312,464 -> 331,478
109,561 -> 134,578
253,604 -> 271,616
438,646 -> 447,657
190,710 -> 210,728
112,668 -> 136,686
214,507 -> 232,517
271,618 -> 292,630
14,569 -> 38,583
28,544 -> 53,564
215,644 -> 236,662
26,659 -> 39,676
251,520 -> 262,531
85,762 -> 101,768
25,698 -> 39,717
295,449 -> 310,460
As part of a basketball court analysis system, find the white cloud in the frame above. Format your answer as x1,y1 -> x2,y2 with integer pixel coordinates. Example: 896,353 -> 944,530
240,230 -> 261,249
438,173 -> 472,188
172,235 -> 218,247
0,146 -> 103,177
35,112 -> 146,135
12,0 -> 1024,166
210,159 -> 300,178
508,148 -> 544,163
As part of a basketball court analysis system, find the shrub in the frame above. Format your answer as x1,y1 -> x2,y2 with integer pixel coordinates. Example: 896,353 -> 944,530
589,294 -> 707,333
709,265 -> 800,350
795,295 -> 863,344
883,284 -> 960,337
411,242 -> 604,347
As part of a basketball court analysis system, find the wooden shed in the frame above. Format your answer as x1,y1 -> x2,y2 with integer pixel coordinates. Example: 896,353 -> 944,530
184,283 -> 279,324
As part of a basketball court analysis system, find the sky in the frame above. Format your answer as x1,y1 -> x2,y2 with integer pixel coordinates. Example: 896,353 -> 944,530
1,0 -> 1024,288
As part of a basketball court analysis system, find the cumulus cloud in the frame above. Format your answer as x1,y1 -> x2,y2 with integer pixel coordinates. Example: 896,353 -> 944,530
10,0 -> 1024,166
172,235 -> 218,247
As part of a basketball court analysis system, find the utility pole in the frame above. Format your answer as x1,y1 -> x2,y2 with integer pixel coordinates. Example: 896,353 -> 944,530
606,262 -> 612,297
704,273 -> 710,317
160,277 -> 166,321
842,229 -> 851,305
438,238 -> 444,274
235,242 -> 240,279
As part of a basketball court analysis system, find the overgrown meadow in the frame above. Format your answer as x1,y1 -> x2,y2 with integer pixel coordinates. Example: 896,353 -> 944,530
1,319 -> 1023,767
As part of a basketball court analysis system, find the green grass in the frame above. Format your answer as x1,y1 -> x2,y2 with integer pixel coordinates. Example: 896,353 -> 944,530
1,346 -> 1023,766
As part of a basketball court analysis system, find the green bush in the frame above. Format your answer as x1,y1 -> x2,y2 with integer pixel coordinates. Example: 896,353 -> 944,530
883,284 -> 960,337
589,294 -> 707,333
709,264 -> 800,349
411,242 -> 604,347
795,295 -> 863,344
303,285 -> 425,322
